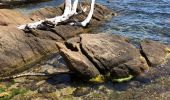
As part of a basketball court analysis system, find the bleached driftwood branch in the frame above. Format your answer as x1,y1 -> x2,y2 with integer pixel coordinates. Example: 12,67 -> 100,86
17,0 -> 95,30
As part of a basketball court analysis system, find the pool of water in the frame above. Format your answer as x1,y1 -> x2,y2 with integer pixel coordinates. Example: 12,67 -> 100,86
15,0 -> 170,44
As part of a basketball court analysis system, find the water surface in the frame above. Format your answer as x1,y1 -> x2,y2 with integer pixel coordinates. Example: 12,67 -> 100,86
97,0 -> 170,44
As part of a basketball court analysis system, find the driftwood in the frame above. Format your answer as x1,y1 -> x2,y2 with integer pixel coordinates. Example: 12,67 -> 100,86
18,0 -> 96,30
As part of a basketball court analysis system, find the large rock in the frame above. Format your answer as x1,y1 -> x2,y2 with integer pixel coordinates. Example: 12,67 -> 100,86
57,34 -> 149,79
57,41 -> 101,80
0,26 -> 59,77
140,40 -> 170,67
0,3 -> 114,77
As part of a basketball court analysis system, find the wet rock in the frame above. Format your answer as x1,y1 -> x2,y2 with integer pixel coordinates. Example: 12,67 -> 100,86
38,85 -> 56,93
57,33 -> 149,80
73,87 -> 91,97
140,40 -> 170,67
47,74 -> 71,85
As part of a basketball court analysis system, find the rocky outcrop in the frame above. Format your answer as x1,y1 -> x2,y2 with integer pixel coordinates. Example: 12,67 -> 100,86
0,4 -> 114,77
57,33 -> 149,80
140,40 -> 170,67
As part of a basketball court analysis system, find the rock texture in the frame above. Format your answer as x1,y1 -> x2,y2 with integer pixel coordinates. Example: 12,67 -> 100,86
57,42 -> 101,80
0,9 -> 31,26
57,34 -> 149,79
140,40 -> 170,67
0,4 -> 114,77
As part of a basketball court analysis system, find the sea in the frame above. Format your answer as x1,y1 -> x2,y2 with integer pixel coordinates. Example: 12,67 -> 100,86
15,0 -> 170,44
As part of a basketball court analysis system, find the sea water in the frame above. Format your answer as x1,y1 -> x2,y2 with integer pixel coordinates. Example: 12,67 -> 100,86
16,0 -> 170,44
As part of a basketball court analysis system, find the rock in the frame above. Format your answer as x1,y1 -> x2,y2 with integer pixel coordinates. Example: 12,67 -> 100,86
29,29 -> 63,41
52,25 -> 84,40
57,33 -> 149,80
56,42 -> 101,80
0,3 -> 113,77
0,9 -> 31,26
38,85 -> 56,93
140,40 -> 170,67
73,87 -> 91,97
80,34 -> 149,78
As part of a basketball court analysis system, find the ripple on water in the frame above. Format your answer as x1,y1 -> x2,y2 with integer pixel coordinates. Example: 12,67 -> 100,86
95,0 -> 170,44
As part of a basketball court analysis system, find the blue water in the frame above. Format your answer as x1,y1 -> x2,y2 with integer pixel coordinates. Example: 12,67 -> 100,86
16,0 -> 170,44
97,0 -> 170,44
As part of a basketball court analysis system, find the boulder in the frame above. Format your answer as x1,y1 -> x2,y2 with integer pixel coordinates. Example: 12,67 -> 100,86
80,34 -> 149,78
0,26 -> 59,77
57,34 -> 149,80
56,41 -> 101,80
140,40 -> 170,67
0,3 -> 114,77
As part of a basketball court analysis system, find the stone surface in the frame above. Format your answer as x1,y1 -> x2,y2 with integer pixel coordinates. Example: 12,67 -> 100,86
80,34 -> 149,78
73,87 -> 91,97
140,40 -> 170,67
0,3 -> 113,77
57,42 -> 101,80
0,48 -> 169,100
0,9 -> 31,26
57,33 -> 149,79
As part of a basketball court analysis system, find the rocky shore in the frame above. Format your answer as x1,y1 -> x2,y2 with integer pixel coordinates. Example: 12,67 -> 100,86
56,33 -> 170,81
0,3 -> 114,77
0,2 -> 169,100
0,1 -> 169,82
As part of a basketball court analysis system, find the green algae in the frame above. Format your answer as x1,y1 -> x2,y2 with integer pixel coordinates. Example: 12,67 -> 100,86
89,75 -> 105,83
0,83 -> 29,100
111,75 -> 134,83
